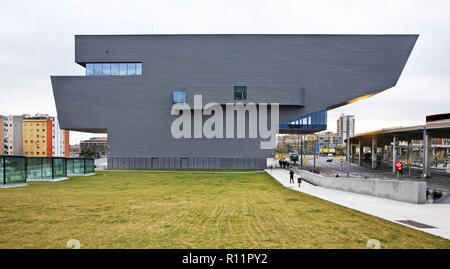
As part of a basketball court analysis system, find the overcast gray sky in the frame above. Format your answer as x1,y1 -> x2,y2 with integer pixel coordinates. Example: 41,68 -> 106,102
1,0 -> 449,144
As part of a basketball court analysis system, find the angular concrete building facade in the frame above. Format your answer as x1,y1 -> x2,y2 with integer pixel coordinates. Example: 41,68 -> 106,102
51,34 -> 418,169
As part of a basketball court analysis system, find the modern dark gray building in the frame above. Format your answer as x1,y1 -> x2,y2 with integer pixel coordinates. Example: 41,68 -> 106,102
51,34 -> 417,169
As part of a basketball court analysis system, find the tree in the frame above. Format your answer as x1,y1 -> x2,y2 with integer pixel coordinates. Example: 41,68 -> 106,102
80,147 -> 100,159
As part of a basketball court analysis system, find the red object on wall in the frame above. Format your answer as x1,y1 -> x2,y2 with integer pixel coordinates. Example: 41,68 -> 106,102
64,130 -> 70,157
395,161 -> 403,171
46,119 -> 53,157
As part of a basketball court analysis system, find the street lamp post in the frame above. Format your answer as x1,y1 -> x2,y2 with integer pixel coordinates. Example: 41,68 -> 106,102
346,115 -> 354,178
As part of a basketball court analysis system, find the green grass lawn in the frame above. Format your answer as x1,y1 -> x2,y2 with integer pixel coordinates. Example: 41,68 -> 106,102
0,171 -> 449,249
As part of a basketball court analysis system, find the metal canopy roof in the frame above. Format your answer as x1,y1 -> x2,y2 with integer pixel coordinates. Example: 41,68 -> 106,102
348,122 -> 450,146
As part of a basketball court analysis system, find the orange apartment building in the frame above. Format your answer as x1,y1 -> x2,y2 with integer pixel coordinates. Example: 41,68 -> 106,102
22,115 -> 69,157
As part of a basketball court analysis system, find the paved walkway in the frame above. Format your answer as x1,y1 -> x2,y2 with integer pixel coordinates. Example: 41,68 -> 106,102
266,168 -> 450,241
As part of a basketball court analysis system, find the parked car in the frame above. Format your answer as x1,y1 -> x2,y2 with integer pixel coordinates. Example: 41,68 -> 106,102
326,154 -> 333,162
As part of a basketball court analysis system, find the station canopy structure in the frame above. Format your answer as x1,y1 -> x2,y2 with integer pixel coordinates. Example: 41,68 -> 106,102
347,122 -> 450,145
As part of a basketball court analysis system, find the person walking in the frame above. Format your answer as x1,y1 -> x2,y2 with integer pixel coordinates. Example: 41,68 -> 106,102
297,175 -> 302,187
289,169 -> 294,184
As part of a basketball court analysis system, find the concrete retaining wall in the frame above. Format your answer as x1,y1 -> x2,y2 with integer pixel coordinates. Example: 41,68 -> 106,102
299,170 -> 427,204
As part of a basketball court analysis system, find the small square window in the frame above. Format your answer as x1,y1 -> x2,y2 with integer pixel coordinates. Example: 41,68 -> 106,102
234,86 -> 247,100
173,90 -> 186,104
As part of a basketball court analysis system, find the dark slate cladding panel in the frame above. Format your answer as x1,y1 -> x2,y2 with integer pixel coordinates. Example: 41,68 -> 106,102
197,158 -> 203,169
215,158 -> 220,169
181,158 -> 188,168
108,157 -> 266,169
221,158 -> 233,169
53,35 -> 418,169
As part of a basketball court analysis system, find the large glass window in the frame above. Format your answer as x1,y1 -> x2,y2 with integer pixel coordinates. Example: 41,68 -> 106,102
127,63 -> 136,76
86,64 -> 94,76
119,63 -> 128,76
111,64 -> 119,76
0,157 -> 4,184
102,64 -> 111,76
53,158 -> 66,178
67,159 -> 74,175
94,64 -> 103,76
85,159 -> 94,174
74,159 -> 85,174
42,158 -> 52,178
280,109 -> 327,131
234,86 -> 247,100
136,63 -> 142,75
4,156 -> 26,184
27,158 -> 42,179
86,63 -> 142,76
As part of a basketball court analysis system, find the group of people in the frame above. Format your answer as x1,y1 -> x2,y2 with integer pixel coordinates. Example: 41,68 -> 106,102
278,159 -> 290,169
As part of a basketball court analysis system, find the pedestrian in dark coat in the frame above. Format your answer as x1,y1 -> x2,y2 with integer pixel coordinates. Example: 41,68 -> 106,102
289,169 -> 294,184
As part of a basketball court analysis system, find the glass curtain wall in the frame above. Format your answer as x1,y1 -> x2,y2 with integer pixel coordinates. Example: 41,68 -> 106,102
73,159 -> 85,175
0,157 -> 4,184
4,156 -> 26,184
27,158 -> 44,179
85,159 -> 94,173
67,159 -> 74,175
27,157 -> 65,179
53,158 -> 67,178
42,158 -> 52,178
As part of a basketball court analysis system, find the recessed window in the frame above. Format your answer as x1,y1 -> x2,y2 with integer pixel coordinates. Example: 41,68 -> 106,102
234,86 -> 247,101
127,63 -> 136,76
94,64 -> 103,76
86,63 -> 142,76
102,64 -> 111,76
111,64 -> 119,76
86,64 -> 94,76
173,90 -> 186,104
119,63 -> 128,76
136,63 -> 142,75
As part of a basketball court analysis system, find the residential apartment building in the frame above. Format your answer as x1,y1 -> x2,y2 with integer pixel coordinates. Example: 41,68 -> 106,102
22,114 -> 69,157
0,115 -> 3,155
337,114 -> 355,141
2,115 -> 25,155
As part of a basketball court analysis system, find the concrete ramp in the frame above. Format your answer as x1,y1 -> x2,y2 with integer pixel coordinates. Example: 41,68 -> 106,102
299,170 -> 427,204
